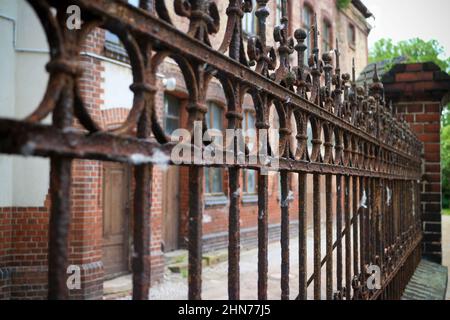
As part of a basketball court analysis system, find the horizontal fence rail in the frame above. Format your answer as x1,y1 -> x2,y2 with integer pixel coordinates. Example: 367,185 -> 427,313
0,0 -> 423,300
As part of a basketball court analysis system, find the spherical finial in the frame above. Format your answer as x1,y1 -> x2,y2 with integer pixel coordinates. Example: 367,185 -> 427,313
342,73 -> 351,82
294,28 -> 307,41
322,52 -> 332,64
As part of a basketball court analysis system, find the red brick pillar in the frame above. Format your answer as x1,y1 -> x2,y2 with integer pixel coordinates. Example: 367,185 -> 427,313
66,29 -> 106,299
383,62 -> 450,264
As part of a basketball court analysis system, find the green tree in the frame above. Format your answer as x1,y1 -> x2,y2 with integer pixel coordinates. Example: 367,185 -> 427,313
443,105 -> 450,127
337,0 -> 351,9
369,38 -> 450,73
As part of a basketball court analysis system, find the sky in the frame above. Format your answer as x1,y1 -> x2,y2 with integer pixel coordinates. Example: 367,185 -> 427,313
363,0 -> 450,58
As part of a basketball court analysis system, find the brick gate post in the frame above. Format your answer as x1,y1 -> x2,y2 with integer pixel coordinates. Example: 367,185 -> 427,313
383,62 -> 450,264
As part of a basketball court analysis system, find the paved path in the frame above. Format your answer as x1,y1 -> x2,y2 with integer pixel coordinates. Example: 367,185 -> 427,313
149,223 -> 345,300
442,215 -> 450,300
117,215 -> 450,300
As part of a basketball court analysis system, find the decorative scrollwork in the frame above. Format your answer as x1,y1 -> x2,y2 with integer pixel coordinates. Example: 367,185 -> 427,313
273,0 -> 295,87
175,0 -> 220,46
247,0 -> 277,77
219,0 -> 253,63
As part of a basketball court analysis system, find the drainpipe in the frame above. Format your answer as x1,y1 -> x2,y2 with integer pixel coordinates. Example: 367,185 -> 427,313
0,14 -> 49,54
0,14 -> 168,80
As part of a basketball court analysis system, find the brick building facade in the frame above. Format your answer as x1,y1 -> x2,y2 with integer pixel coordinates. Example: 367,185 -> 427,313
0,0 -> 373,299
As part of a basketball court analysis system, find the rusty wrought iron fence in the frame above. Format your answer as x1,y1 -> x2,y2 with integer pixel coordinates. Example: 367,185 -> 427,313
0,0 -> 423,300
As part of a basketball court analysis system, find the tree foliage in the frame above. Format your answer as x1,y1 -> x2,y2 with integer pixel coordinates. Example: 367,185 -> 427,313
337,0 -> 351,9
442,105 -> 450,127
369,38 -> 450,73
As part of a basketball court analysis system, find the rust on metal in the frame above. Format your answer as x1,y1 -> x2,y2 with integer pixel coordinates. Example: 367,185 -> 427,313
0,0 -> 425,300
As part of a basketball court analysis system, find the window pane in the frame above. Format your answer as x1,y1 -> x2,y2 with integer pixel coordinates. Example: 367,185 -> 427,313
244,112 -> 256,150
164,94 -> 180,135
167,96 -> 180,117
207,102 -> 223,131
246,170 -> 256,194
128,0 -> 139,7
247,112 -> 255,130
212,168 -> 223,193
165,119 -> 179,135
205,168 -> 211,194
322,22 -> 331,52
303,7 -> 313,64
348,25 -> 356,45
303,8 -> 311,29
205,168 -> 223,194
243,0 -> 256,35
213,106 -> 223,131
276,0 -> 282,26
105,31 -> 120,44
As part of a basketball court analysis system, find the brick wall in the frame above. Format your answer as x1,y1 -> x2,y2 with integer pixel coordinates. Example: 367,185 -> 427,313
163,0 -> 370,76
383,62 -> 450,264
1,0 -> 370,299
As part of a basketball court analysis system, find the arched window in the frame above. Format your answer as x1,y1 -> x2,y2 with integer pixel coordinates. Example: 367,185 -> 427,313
205,102 -> 224,194
322,20 -> 332,53
243,0 -> 257,36
348,23 -> 356,48
163,94 -> 181,136
302,4 -> 314,64
276,0 -> 283,26
104,0 -> 140,61
243,110 -> 257,195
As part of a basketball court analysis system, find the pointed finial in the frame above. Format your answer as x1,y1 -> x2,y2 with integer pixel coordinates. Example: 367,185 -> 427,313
313,14 -> 319,51
352,58 -> 356,83
335,38 -> 340,70
370,63 -> 384,98
281,0 -> 287,20
373,63 -> 380,83
363,71 -> 368,95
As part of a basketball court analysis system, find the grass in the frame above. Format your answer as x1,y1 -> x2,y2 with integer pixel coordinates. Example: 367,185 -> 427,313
443,209 -> 450,216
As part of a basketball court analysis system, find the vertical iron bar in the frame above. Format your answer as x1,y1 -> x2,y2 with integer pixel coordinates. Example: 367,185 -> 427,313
365,177 -> 370,268
48,81 -> 74,300
132,96 -> 153,300
228,168 -> 240,300
371,178 -> 377,264
352,176 -> 359,277
313,173 -> 321,300
387,179 -> 391,255
298,173 -> 307,300
280,171 -> 290,300
326,174 -> 333,300
258,173 -> 269,300
399,180 -> 404,249
336,174 -> 343,294
48,157 -> 72,300
188,166 -> 203,300
344,175 -> 351,299
359,177 -> 365,275
132,164 -> 152,300
393,180 -> 398,253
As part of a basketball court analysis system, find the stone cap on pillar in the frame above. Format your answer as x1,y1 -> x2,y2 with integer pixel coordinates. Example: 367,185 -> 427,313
382,62 -> 450,103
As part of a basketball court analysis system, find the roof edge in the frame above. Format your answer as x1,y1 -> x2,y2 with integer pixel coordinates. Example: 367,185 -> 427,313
351,0 -> 373,19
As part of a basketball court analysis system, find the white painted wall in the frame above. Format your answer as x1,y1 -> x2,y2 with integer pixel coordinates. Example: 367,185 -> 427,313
0,0 -> 50,207
102,60 -> 133,110
0,0 -> 138,207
